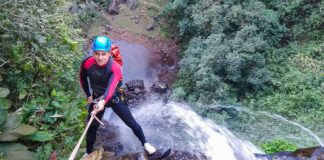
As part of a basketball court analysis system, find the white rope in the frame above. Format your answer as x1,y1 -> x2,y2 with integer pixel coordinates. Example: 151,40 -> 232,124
68,115 -> 104,160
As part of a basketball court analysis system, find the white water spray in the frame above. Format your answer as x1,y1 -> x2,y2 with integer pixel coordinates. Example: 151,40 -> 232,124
258,111 -> 323,146
107,101 -> 262,160
205,105 -> 323,146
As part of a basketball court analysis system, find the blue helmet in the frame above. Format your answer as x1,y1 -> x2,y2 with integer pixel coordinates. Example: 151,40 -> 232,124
93,36 -> 111,51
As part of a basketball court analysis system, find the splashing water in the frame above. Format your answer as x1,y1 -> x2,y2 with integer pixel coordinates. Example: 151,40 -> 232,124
259,111 -> 323,146
202,105 -> 323,147
106,101 -> 262,160
103,40 -> 321,159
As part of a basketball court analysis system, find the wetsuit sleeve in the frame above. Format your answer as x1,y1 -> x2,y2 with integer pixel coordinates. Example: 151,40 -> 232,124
103,61 -> 122,104
79,62 -> 91,98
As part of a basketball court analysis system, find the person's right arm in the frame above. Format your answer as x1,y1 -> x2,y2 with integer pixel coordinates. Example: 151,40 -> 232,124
79,61 -> 91,99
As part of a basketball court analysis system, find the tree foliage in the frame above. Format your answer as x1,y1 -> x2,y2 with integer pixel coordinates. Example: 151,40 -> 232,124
0,0 -> 81,104
0,0 -> 89,159
263,0 -> 324,41
246,42 -> 324,127
163,0 -> 324,148
165,0 -> 283,103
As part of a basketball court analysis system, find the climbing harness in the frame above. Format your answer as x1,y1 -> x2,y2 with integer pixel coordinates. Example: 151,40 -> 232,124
112,87 -> 127,104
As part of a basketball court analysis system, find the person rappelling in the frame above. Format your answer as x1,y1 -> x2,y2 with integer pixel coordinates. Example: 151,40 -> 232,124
69,36 -> 158,159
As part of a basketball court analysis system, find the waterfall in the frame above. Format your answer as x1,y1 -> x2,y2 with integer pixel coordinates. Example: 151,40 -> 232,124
105,101 -> 262,160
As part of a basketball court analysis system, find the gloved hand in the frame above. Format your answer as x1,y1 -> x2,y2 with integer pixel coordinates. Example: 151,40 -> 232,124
90,99 -> 105,116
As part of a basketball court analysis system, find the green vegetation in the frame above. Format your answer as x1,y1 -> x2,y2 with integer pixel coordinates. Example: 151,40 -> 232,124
0,0 -> 172,159
105,0 -> 165,37
0,0 -> 322,158
162,0 -> 323,149
0,0 -> 99,159
261,139 -> 297,154
165,0 -> 285,103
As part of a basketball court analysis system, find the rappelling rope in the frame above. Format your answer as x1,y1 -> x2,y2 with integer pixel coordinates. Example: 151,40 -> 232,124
68,114 -> 104,160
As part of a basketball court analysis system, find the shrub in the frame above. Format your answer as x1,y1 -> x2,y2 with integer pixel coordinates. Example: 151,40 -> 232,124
261,139 -> 297,154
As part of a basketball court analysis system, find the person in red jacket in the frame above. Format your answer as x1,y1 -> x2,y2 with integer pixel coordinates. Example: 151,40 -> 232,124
79,36 -> 156,156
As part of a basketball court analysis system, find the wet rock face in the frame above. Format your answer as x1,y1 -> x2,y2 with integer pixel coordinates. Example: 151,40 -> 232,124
101,150 -> 206,160
291,146 -> 324,160
255,146 -> 324,160
125,80 -> 147,107
92,128 -> 208,160
151,81 -> 168,93
108,0 -> 120,15
94,122 -> 123,155
125,80 -> 145,91
108,0 -> 137,15
164,150 -> 207,160
311,147 -> 324,159
145,23 -> 155,31
124,80 -> 171,107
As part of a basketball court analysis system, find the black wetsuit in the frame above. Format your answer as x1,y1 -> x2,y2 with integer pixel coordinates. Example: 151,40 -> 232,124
79,56 -> 147,153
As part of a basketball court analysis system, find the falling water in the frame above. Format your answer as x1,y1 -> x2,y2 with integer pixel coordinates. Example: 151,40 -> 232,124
101,40 -> 322,159
103,40 -> 258,159
105,101 -> 262,160
201,105 -> 323,147
259,111 -> 323,146
111,40 -> 158,87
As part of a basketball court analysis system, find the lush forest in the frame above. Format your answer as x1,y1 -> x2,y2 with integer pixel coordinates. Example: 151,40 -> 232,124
0,0 -> 323,159
0,0 -> 100,159
162,0 -> 323,151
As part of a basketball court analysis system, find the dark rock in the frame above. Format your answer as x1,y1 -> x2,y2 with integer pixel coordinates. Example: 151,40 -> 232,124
97,125 -> 119,140
95,121 -> 123,154
134,88 -> 142,94
124,91 -> 135,99
124,80 -> 147,107
108,0 -> 119,15
101,149 -> 207,160
145,23 -> 155,31
134,19 -> 140,24
126,0 -> 137,10
126,80 -> 145,91
311,147 -> 324,159
153,15 -> 160,22
69,5 -> 79,13
124,80 -> 171,107
151,81 -> 168,93
105,25 -> 112,31
165,150 -> 207,160
108,0 -> 137,15
130,15 -> 140,19
254,153 -> 272,160
291,146 -> 320,157
102,141 -> 123,155
255,146 -> 324,160
270,151 -> 293,160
